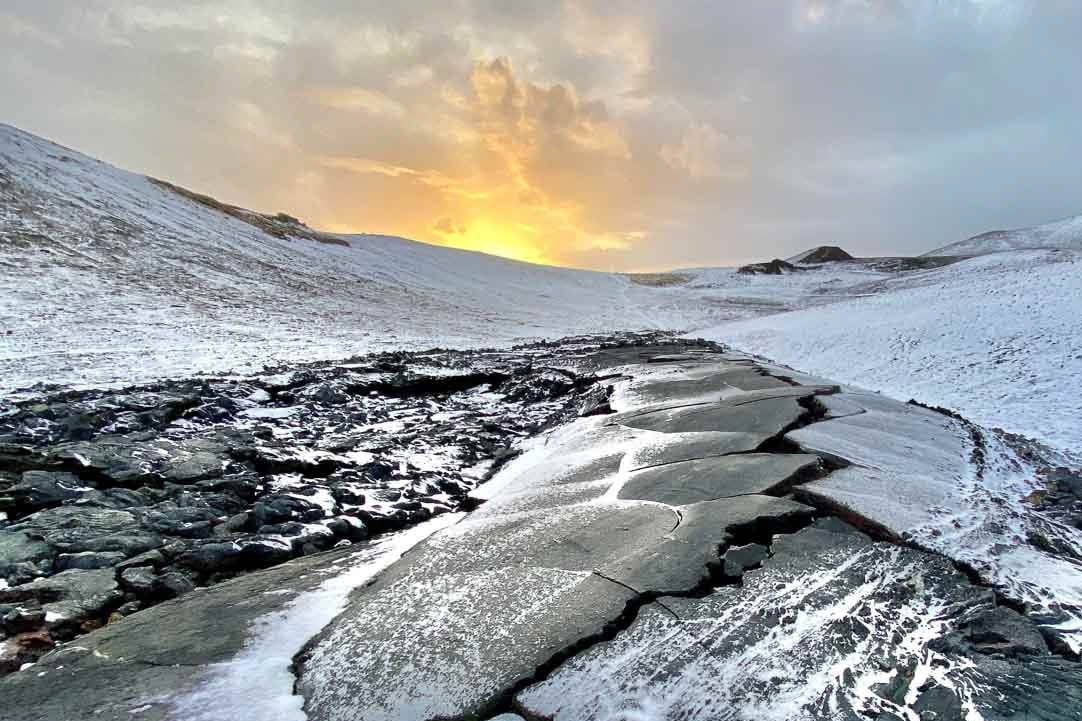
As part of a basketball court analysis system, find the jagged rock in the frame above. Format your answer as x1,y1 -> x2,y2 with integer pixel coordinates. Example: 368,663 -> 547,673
2,607 -> 45,635
212,511 -> 252,536
119,567 -> 193,600
0,630 -> 54,674
0,532 -> 52,579
158,438 -> 230,484
235,537 -> 293,567
45,439 -> 153,486
0,569 -> 122,638
913,683 -> 963,721
8,507 -> 137,548
253,495 -> 327,526
175,540 -> 244,573
576,385 -> 612,417
73,487 -> 152,509
118,566 -> 156,596
737,258 -> 804,275
353,506 -> 412,533
182,491 -> 245,516
139,507 -> 218,539
305,382 -> 350,405
114,548 -> 164,572
721,542 -> 769,577
156,571 -> 195,598
324,515 -> 368,541
55,552 -> 127,571
961,606 -> 1050,657
1051,467 -> 1082,500
791,245 -> 854,264
0,471 -> 89,514
65,533 -> 160,558
195,474 -> 259,501
872,660 -> 916,704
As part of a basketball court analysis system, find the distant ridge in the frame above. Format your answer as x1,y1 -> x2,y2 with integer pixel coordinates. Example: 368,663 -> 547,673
924,213 -> 1082,257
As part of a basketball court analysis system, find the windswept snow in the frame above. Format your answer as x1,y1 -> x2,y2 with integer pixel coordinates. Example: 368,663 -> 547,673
699,249 -> 1082,459
927,213 -> 1082,256
166,512 -> 461,721
0,124 -> 720,392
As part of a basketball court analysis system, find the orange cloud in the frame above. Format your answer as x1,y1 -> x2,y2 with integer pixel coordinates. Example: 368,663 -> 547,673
305,86 -> 406,117
307,57 -> 662,268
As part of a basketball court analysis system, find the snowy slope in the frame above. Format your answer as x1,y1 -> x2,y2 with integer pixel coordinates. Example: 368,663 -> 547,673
4,123 -> 1082,461
0,124 -> 715,392
926,213 -> 1082,256
698,249 -> 1082,458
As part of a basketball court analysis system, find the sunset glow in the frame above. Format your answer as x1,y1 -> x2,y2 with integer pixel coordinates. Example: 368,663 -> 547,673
5,2 -> 1081,270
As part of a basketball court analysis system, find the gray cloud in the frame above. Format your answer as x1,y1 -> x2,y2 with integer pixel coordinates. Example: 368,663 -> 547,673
2,1 -> 1081,268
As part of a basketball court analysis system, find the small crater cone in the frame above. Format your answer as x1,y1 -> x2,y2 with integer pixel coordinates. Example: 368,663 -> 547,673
791,245 -> 854,263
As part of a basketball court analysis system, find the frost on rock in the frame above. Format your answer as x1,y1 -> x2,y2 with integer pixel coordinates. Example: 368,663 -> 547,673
294,346 -> 1082,721
517,519 -> 1082,721
167,512 -> 461,721
4,340 -> 1082,721
789,391 -> 1082,654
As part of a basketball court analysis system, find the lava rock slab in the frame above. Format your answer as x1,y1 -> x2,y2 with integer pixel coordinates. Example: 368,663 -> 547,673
618,453 -> 820,505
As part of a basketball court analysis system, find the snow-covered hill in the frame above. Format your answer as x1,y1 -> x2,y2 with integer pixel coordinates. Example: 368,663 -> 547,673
926,213 -> 1082,256
698,249 -> 1082,458
0,124 -> 717,392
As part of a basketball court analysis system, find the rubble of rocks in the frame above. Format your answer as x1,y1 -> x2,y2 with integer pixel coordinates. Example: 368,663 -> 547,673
0,337 -> 628,672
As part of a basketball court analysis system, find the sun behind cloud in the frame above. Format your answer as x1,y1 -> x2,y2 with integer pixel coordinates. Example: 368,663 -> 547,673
432,216 -> 550,265
313,56 -> 669,269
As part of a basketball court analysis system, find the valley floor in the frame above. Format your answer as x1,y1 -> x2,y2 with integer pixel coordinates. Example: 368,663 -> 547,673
3,338 -> 1080,721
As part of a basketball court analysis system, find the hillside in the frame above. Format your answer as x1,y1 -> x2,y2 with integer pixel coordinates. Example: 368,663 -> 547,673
4,124 -> 1082,459
926,213 -> 1082,256
0,125 -> 716,392
699,249 -> 1082,457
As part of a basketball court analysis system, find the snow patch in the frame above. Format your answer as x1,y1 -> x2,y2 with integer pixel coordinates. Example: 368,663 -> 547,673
166,512 -> 462,721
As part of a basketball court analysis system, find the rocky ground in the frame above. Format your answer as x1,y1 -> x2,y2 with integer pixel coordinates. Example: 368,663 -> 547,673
293,343 -> 1082,721
0,336 -> 625,672
1,337 -> 1081,721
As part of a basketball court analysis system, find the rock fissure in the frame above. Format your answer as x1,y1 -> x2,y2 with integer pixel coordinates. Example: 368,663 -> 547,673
11,337 -> 1082,721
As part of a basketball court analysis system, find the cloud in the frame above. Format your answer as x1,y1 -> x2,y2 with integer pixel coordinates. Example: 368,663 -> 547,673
305,86 -> 407,118
3,1 -> 1082,269
660,122 -> 747,180
432,216 -> 466,235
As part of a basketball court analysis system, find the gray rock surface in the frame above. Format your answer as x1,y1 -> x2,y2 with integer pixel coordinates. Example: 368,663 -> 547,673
517,519 -> 1082,721
618,453 -> 820,504
617,395 -> 809,434
0,546 -> 365,721
4,338 -> 1081,721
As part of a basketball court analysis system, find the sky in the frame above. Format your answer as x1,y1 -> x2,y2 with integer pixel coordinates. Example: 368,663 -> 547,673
2,1 -> 1082,270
